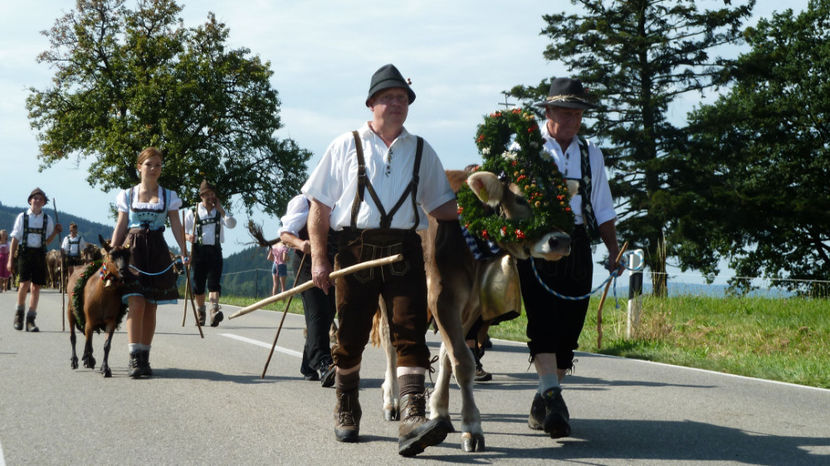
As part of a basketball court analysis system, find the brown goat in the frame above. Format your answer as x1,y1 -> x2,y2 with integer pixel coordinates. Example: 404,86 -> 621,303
67,237 -> 132,378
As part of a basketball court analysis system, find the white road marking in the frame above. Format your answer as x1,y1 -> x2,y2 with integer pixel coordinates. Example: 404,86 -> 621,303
219,333 -> 303,358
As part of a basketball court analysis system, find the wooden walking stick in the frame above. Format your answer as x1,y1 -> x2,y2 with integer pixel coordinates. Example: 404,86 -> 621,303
52,198 -> 65,332
230,253 -> 404,319
180,209 -> 204,338
261,253 -> 307,378
597,241 -> 628,350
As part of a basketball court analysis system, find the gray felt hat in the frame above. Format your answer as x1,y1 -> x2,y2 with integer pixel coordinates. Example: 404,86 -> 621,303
366,64 -> 416,107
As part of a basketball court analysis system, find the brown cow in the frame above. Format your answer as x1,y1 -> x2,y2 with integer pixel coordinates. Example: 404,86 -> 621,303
375,168 -> 575,452
45,249 -> 62,288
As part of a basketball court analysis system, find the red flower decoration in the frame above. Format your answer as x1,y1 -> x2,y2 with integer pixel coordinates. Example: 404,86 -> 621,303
481,229 -> 489,239
515,229 -> 525,239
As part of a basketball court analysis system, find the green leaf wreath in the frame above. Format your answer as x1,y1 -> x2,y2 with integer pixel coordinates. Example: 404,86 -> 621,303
456,107 -> 574,243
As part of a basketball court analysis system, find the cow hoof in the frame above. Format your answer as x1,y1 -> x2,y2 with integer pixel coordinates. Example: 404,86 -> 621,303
83,357 -> 96,369
461,432 -> 485,452
384,406 -> 400,421
102,367 -> 112,378
70,358 -> 78,370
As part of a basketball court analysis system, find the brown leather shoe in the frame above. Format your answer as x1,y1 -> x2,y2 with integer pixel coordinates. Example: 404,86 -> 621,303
398,393 -> 452,457
197,306 -> 206,326
209,306 -> 223,327
333,388 -> 361,443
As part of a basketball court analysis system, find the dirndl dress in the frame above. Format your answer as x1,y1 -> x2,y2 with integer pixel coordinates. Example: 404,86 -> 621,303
117,185 -> 181,304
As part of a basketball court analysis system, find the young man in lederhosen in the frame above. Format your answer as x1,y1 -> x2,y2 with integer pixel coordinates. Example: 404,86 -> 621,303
8,188 -> 63,332
184,180 -> 236,327
303,64 -> 458,457
61,222 -> 89,277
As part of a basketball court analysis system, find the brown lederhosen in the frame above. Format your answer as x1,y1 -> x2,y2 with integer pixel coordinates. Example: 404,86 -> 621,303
330,132 -> 430,370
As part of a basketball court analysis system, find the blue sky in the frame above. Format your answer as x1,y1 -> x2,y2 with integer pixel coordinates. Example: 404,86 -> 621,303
0,0 -> 808,282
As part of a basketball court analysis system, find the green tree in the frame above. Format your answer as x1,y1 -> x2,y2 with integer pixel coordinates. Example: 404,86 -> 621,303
508,0 -> 754,295
664,0 -> 830,295
27,0 -> 309,216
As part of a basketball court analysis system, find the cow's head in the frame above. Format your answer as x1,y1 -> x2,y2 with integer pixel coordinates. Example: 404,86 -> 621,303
466,170 -> 578,261
81,243 -> 104,263
99,235 -> 133,288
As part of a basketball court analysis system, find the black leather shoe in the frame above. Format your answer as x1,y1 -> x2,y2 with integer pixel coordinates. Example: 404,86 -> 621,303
542,387 -> 571,438
25,313 -> 39,332
528,392 -> 545,430
13,309 -> 24,331
128,352 -> 141,378
319,362 -> 336,388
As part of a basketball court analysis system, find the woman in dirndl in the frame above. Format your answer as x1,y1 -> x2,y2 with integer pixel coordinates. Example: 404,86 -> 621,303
111,147 -> 189,378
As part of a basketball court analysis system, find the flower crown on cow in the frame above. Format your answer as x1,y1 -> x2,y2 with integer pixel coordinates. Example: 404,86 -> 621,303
456,108 -> 575,244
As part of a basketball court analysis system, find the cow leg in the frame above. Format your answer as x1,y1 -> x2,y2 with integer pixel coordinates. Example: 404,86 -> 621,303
379,300 -> 400,421
100,324 -> 115,378
433,309 -> 484,452
82,325 -> 96,370
69,319 -> 79,370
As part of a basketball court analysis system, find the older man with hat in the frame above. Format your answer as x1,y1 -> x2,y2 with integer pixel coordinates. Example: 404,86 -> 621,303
8,187 -> 63,331
514,77 -> 620,439
184,180 -> 236,327
302,63 -> 458,456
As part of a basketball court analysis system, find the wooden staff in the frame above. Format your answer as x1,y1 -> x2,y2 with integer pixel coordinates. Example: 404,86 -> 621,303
597,241 -> 628,350
261,252 -> 307,378
230,253 -> 403,319
52,198 -> 65,332
180,209 -> 204,338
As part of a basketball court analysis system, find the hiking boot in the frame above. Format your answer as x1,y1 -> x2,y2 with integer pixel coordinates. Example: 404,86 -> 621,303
197,306 -> 206,327
128,352 -> 141,378
474,362 -> 492,382
138,350 -> 153,377
541,387 -> 571,438
398,393 -> 453,457
25,312 -> 39,332
319,361 -> 336,388
13,308 -> 24,331
333,388 -> 361,443
528,392 -> 545,430
209,305 -> 223,327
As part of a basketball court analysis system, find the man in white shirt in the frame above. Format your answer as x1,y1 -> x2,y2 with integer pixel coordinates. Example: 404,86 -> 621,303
303,64 -> 457,456
8,188 -> 62,332
520,77 -> 621,440
184,180 -> 236,327
61,222 -> 89,276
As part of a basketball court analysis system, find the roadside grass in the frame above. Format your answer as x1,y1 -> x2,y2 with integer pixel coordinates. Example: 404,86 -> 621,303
488,294 -> 830,389
218,293 -> 829,389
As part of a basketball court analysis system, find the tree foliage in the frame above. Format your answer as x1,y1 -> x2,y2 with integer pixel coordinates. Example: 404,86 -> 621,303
507,0 -> 754,295
26,0 -> 310,216
665,0 -> 830,294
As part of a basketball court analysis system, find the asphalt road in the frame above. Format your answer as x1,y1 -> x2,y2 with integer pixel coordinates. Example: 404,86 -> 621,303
1,289 -> 828,465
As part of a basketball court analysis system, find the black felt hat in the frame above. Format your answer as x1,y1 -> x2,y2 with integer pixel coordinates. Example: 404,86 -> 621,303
28,187 -> 48,203
366,64 -> 416,107
536,77 -> 596,110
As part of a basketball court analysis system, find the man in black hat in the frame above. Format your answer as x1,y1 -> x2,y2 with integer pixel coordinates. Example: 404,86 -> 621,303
302,64 -> 458,456
515,77 -> 621,439
184,180 -> 236,327
8,188 -> 62,331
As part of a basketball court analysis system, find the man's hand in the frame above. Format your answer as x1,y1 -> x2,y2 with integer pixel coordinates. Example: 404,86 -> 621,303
312,259 -> 333,295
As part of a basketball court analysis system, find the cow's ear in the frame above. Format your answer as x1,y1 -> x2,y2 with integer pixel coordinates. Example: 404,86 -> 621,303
566,180 -> 579,199
467,172 -> 503,207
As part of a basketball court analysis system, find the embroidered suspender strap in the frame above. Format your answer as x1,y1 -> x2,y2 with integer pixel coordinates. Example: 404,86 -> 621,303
350,131 -> 368,228
195,209 -> 221,246
21,213 -> 47,252
68,237 -> 80,256
578,137 -> 600,243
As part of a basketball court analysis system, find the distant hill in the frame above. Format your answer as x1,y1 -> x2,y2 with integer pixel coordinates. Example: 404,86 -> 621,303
0,204 -> 112,250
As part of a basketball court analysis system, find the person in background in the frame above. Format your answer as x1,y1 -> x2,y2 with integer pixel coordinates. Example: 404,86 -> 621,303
278,194 -> 337,387
267,241 -> 288,295
184,180 -> 236,327
8,188 -> 62,332
61,222 -> 88,277
0,229 -> 11,293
